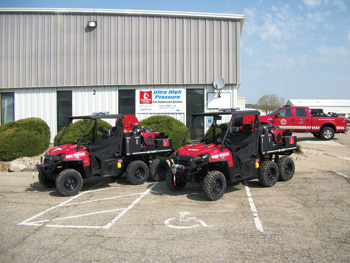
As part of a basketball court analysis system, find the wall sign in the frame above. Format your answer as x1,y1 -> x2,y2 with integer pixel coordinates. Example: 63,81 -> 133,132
207,92 -> 231,109
136,89 -> 186,114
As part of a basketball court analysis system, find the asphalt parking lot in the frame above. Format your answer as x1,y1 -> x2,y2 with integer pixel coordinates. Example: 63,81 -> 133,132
0,132 -> 349,262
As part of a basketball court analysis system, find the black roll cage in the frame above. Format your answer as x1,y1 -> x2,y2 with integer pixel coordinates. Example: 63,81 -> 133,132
183,109 -> 261,151
56,114 -> 125,151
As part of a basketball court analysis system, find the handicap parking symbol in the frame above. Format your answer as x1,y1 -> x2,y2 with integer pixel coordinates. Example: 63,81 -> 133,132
164,212 -> 214,229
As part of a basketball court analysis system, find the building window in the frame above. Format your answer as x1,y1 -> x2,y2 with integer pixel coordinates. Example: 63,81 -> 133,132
119,90 -> 135,115
1,92 -> 14,124
186,89 -> 204,141
57,91 -> 72,133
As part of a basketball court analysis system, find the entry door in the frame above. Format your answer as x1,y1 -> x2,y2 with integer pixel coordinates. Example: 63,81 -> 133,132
186,89 -> 204,140
119,90 -> 135,115
57,91 -> 72,133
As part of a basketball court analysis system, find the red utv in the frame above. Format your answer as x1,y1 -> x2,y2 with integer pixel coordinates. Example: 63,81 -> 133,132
167,109 -> 298,201
37,114 -> 173,196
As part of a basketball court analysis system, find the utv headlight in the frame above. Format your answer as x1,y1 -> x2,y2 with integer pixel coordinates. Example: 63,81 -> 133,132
202,153 -> 209,159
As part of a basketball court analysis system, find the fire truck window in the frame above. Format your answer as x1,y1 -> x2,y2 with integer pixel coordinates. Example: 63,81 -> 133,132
296,108 -> 307,117
278,108 -> 292,117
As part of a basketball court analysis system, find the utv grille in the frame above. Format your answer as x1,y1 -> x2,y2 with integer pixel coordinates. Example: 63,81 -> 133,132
178,156 -> 193,167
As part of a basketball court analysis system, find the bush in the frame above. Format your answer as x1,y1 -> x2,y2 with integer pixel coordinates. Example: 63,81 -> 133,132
139,115 -> 189,151
0,118 -> 50,161
54,119 -> 112,146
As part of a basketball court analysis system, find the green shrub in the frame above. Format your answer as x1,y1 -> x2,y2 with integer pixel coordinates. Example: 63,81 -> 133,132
54,119 -> 112,146
0,118 -> 50,161
139,115 -> 189,151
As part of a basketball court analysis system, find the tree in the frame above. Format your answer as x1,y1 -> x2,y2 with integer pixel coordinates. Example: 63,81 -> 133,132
256,94 -> 285,114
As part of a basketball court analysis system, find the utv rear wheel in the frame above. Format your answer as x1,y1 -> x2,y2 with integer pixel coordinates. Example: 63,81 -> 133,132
258,161 -> 279,187
149,159 -> 169,182
277,157 -> 295,181
56,169 -> 83,196
320,127 -> 334,140
38,173 -> 56,188
126,160 -> 149,185
165,170 -> 186,191
203,170 -> 226,201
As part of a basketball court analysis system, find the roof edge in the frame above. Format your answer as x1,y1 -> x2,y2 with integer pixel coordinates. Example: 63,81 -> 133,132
0,7 -> 244,20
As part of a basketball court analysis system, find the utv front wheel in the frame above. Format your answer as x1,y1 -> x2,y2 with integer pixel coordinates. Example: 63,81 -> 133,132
149,159 -> 169,182
258,161 -> 279,187
126,160 -> 149,185
277,157 -> 295,181
56,169 -> 83,196
203,170 -> 226,201
38,172 -> 56,188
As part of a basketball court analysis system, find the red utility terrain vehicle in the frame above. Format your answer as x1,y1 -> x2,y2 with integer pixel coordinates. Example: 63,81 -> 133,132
167,109 -> 298,201
259,105 -> 348,140
37,114 -> 173,196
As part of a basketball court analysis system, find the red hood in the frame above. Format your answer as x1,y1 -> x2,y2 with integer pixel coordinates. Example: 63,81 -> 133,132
177,143 -> 222,157
259,115 -> 272,124
47,144 -> 78,156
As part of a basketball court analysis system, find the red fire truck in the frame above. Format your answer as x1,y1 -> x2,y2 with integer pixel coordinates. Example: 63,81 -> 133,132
259,105 -> 348,140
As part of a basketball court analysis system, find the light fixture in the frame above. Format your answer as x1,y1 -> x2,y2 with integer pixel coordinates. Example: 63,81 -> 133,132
87,21 -> 97,28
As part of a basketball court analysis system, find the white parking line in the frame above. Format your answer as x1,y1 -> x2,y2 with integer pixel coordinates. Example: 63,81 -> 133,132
333,170 -> 350,179
244,182 -> 264,233
103,183 -> 158,229
18,182 -> 158,229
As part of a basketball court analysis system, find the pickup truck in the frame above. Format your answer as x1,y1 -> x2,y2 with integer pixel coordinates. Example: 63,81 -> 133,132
259,105 -> 348,140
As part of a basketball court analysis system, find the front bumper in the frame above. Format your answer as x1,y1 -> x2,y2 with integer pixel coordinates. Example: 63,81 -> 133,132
36,154 -> 64,173
171,154 -> 209,176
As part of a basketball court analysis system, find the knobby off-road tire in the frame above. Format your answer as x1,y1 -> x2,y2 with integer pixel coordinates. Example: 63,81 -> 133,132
38,172 -> 56,188
320,127 -> 335,140
258,161 -> 279,187
56,169 -> 83,196
165,169 -> 186,191
203,170 -> 226,201
149,159 -> 169,182
126,160 -> 149,185
277,156 -> 295,181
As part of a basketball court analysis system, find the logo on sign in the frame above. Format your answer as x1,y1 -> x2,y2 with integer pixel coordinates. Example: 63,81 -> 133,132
140,91 -> 152,104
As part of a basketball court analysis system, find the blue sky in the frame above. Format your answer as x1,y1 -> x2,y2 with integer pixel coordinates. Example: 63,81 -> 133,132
1,0 -> 349,104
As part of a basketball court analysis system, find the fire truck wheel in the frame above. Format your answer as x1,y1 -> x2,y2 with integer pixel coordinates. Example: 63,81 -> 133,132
320,127 -> 334,140
56,169 -> 83,196
149,159 -> 169,181
126,160 -> 149,185
277,157 -> 295,181
165,170 -> 186,191
38,172 -> 56,188
203,170 -> 226,201
258,161 -> 279,187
